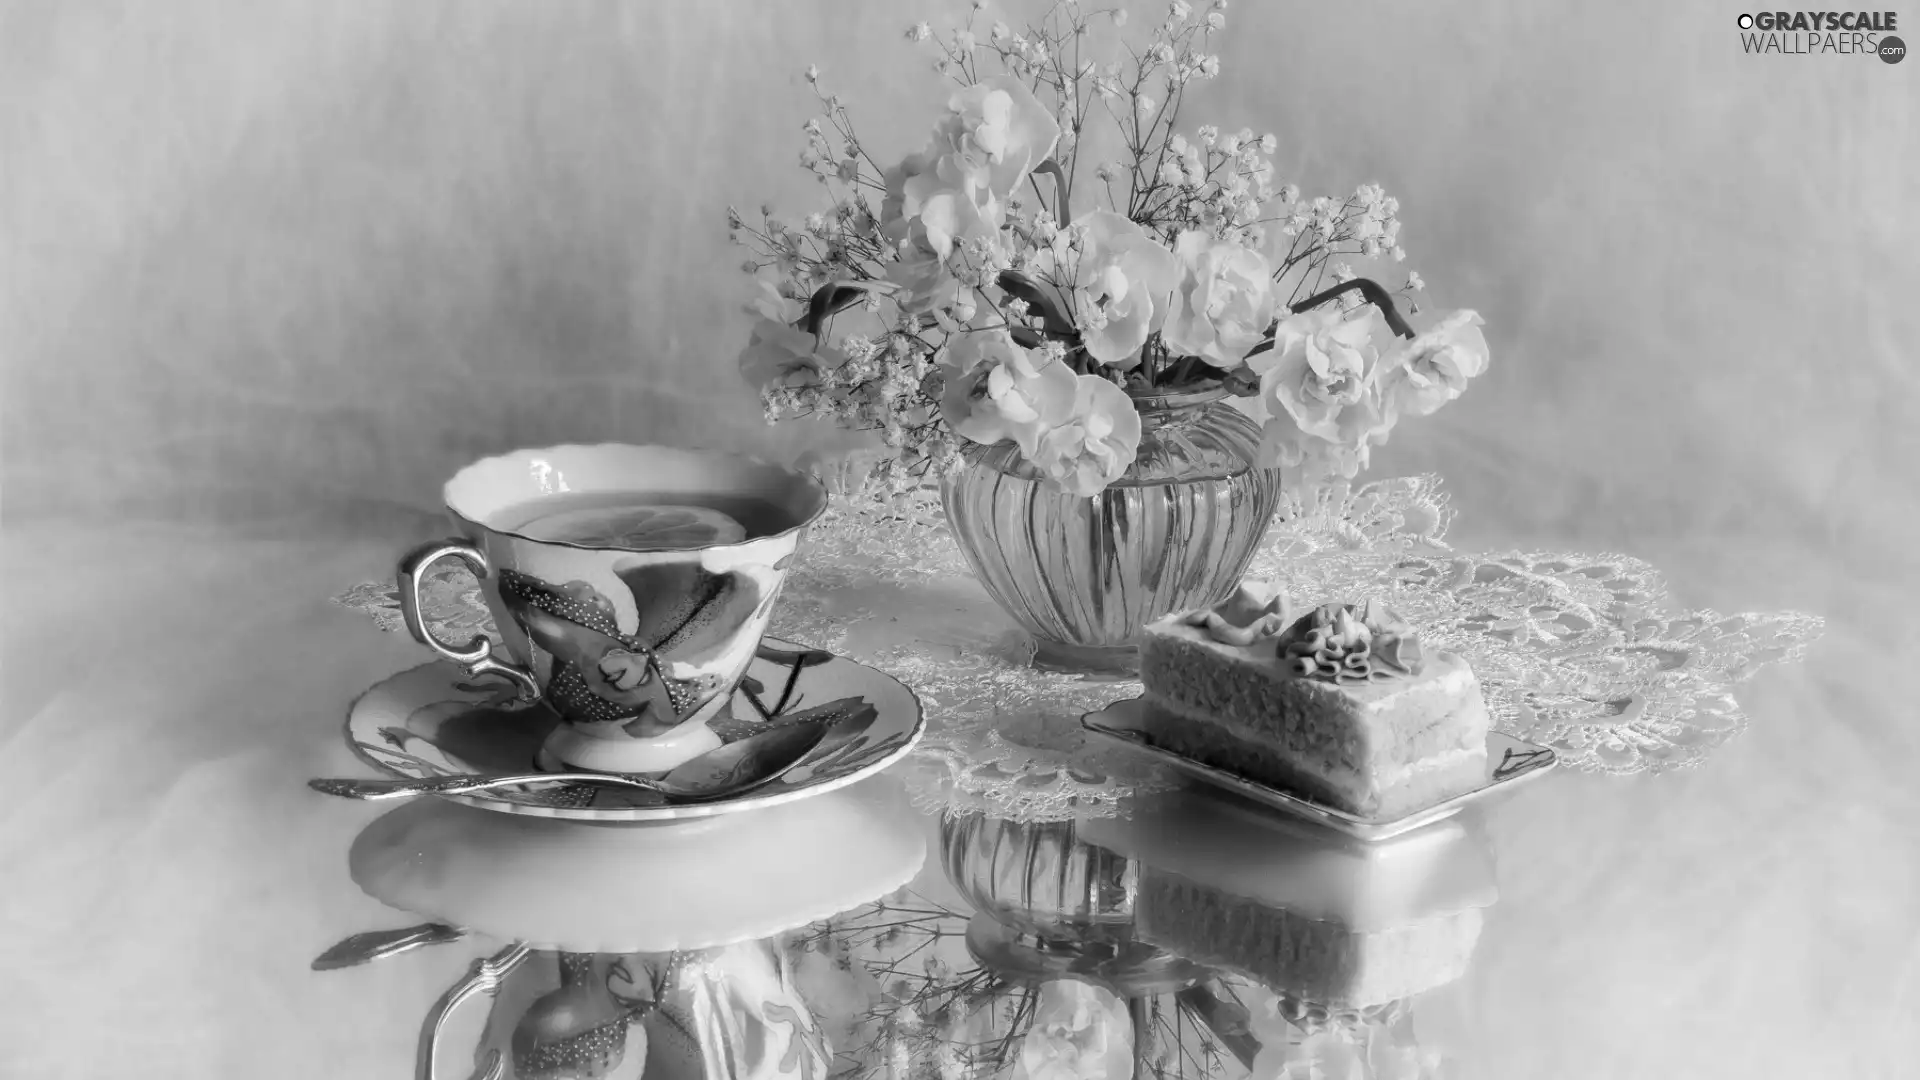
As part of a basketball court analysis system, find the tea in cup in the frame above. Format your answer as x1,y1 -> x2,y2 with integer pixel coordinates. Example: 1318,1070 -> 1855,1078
398,443 -> 828,774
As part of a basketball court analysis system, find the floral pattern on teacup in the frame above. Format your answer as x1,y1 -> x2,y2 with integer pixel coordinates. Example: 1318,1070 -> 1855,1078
499,567 -> 767,735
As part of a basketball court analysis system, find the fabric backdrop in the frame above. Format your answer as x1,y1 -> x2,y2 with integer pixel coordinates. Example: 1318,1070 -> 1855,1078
4,0 -> 1916,626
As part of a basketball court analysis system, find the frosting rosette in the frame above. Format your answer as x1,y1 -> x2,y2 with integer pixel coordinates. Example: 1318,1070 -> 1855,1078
1274,598 -> 1425,682
1183,579 -> 1292,646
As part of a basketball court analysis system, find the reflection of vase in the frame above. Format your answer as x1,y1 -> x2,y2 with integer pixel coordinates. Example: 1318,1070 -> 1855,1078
942,813 -> 1135,937
940,812 -> 1204,996
940,385 -> 1283,674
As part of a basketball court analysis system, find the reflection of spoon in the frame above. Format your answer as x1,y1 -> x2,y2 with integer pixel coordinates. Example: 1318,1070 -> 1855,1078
310,922 -> 469,971
310,722 -> 829,804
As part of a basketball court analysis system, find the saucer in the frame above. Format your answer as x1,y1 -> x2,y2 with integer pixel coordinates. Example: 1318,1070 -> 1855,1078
349,777 -> 928,953
345,638 -> 925,822
1082,696 -> 1557,842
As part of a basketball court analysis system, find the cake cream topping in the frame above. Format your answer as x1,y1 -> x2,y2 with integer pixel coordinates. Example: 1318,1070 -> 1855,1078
1184,579 -> 1293,646
1274,598 -> 1426,683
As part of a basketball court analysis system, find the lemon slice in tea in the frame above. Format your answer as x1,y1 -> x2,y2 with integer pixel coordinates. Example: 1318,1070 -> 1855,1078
598,504 -> 748,549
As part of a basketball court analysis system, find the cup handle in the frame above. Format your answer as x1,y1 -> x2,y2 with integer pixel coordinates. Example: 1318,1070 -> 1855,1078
414,942 -> 535,1080
398,540 -> 540,702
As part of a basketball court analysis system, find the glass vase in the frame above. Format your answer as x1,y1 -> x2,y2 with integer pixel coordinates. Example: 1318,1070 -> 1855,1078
941,811 -> 1204,996
939,385 -> 1283,675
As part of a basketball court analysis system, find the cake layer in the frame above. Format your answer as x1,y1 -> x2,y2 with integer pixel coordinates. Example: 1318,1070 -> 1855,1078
1077,787 -> 1500,931
1137,698 -> 1487,818
1139,619 -> 1488,775
1135,867 -> 1483,1009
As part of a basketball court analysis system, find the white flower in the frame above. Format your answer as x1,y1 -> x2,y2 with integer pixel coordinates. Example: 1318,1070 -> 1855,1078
805,64 -> 820,84
881,150 -> 985,264
1206,11 -> 1225,29
888,74 -> 1061,257
1136,94 -> 1156,116
1239,308 -> 1404,493
1377,309 -> 1489,417
938,329 -> 1079,456
1065,210 -> 1181,367
1245,308 -> 1384,443
1257,385 -> 1396,484
1027,375 -> 1143,497
907,21 -> 931,41
1406,271 -> 1424,291
1162,230 -> 1277,369
1013,979 -> 1134,1080
738,281 -> 845,389
1170,0 -> 1193,20
877,78 -> 1057,313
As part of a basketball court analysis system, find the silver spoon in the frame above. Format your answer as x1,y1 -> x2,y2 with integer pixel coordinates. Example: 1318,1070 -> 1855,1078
310,721 -> 828,804
312,922 -> 469,971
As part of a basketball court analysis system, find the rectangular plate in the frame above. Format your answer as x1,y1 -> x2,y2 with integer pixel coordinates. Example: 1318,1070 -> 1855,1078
1082,696 -> 1559,842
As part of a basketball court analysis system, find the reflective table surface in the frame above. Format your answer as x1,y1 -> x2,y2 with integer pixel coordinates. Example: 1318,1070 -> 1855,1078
2,520 -> 1915,1078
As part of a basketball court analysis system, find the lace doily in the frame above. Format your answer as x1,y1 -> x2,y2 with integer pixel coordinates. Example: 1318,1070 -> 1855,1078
333,475 -> 1823,820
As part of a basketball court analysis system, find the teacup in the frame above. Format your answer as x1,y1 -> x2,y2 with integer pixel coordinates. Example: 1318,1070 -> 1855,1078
397,443 -> 828,774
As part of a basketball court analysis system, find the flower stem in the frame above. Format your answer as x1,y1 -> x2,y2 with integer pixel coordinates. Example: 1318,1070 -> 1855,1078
1287,277 -> 1416,339
1033,159 -> 1071,225
1159,354 -> 1204,387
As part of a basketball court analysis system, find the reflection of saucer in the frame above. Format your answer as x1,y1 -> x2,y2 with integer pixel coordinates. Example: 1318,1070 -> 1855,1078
1080,787 -> 1498,1011
1083,695 -> 1557,841
349,775 -> 926,953
344,638 -> 924,822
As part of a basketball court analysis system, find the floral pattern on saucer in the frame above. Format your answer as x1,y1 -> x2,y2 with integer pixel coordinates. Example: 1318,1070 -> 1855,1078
345,638 -> 924,822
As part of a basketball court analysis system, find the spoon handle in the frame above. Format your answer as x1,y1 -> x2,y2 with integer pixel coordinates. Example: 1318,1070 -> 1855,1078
312,923 -> 469,971
308,772 -> 664,801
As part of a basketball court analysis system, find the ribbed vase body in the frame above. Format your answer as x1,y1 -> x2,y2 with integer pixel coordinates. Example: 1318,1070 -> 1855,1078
939,388 -> 1282,671
941,813 -> 1136,939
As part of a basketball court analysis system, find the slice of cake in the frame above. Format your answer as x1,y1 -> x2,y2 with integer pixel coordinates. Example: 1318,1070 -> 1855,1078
1137,584 -> 1489,820
1081,788 -> 1497,1010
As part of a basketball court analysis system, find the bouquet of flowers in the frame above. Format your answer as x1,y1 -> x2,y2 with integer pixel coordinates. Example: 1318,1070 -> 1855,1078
734,0 -> 1490,500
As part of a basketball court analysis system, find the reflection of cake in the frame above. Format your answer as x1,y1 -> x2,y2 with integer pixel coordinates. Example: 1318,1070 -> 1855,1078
1081,789 -> 1497,1010
1137,584 -> 1489,819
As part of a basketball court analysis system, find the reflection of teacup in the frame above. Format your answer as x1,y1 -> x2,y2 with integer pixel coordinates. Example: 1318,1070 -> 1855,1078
351,782 -> 923,1080
464,943 -> 830,1080
397,444 -> 828,774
